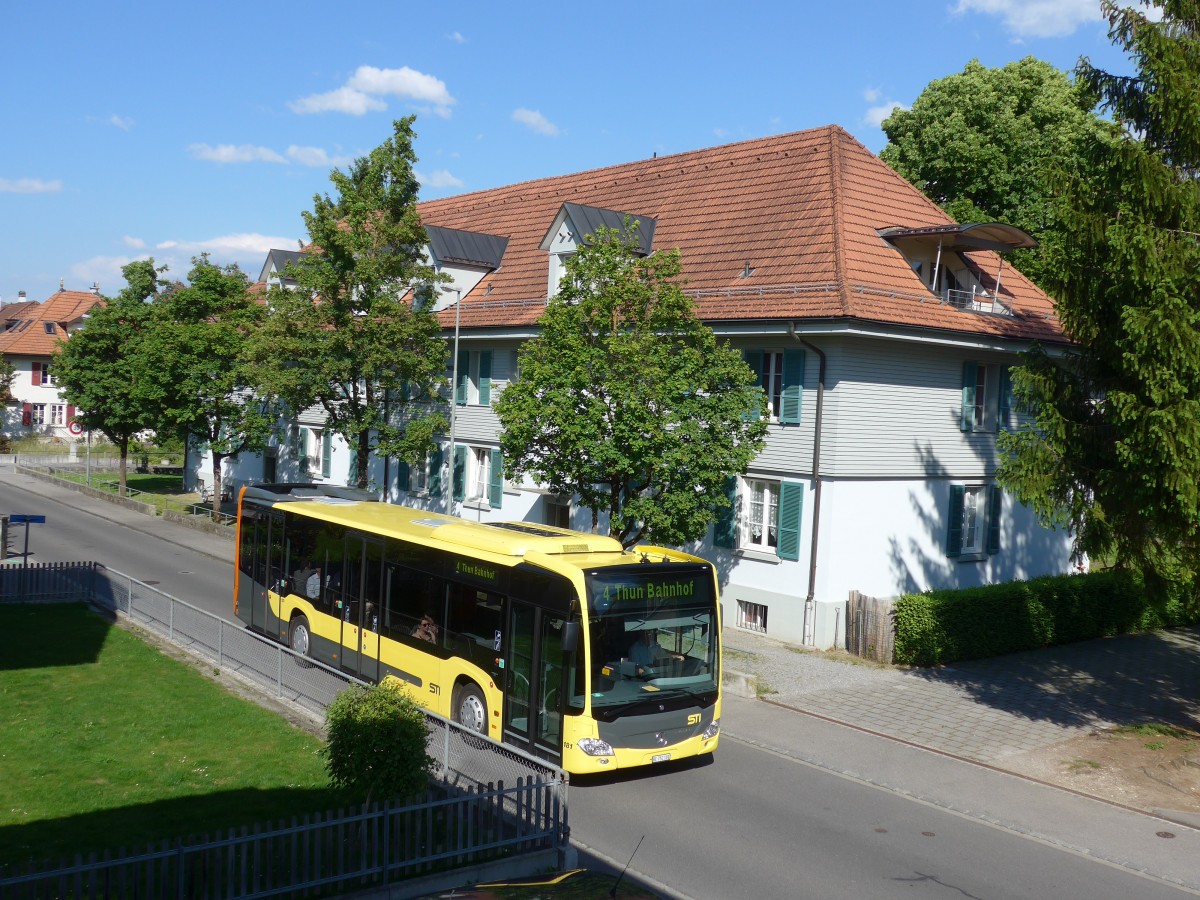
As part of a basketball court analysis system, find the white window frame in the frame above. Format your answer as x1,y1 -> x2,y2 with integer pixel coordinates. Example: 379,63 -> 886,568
31,403 -> 46,425
758,351 -> 785,420
50,404 -> 66,426
972,364 -> 989,430
961,484 -> 986,557
38,364 -> 54,386
306,428 -> 323,474
466,447 -> 491,504
741,478 -> 780,551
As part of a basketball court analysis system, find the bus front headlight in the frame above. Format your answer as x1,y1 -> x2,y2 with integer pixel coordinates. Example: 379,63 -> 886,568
577,737 -> 615,757
701,718 -> 720,740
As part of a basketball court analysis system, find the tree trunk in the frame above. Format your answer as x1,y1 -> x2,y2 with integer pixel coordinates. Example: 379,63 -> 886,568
211,451 -> 226,523
117,436 -> 129,497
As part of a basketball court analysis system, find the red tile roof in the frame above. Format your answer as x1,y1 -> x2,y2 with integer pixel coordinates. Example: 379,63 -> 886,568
0,289 -> 102,358
421,125 -> 1064,344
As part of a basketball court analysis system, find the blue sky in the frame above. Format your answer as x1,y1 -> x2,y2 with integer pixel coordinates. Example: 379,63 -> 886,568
1,1 -> 1137,305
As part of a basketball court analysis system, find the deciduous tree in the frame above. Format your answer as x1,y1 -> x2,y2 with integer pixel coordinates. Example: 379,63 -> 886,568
249,117 -> 448,490
881,57 -> 1111,289
53,260 -> 162,495
140,256 -> 271,518
495,226 -> 768,548
998,1 -> 1200,605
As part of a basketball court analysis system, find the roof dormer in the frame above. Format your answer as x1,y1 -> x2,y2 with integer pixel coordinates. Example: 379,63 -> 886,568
539,202 -> 657,297
879,222 -> 1037,316
258,249 -> 306,289
423,225 -> 509,311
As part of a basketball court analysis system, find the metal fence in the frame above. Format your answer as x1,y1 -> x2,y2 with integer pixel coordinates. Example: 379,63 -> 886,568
846,590 -> 895,664
0,563 -> 569,898
0,779 -> 563,900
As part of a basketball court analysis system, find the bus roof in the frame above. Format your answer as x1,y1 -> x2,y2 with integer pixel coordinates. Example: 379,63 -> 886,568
267,492 -> 627,559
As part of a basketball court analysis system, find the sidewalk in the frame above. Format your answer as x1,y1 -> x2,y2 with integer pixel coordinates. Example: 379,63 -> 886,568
723,623 -> 1200,764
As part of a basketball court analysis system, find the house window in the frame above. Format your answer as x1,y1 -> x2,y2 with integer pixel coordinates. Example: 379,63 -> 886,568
743,349 -> 804,424
454,350 -> 493,406
453,445 -> 503,508
736,599 -> 768,632
31,403 -> 46,425
714,476 -> 804,561
959,361 -> 998,432
399,445 -> 444,497
545,496 -> 571,529
947,484 -> 1002,558
50,404 -> 66,426
746,480 -> 780,550
33,362 -> 54,386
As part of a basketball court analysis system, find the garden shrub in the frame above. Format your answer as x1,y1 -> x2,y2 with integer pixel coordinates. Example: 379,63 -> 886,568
893,570 -> 1199,666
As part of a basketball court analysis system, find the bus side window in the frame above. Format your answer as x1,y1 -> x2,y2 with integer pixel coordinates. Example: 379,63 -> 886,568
382,563 -> 440,643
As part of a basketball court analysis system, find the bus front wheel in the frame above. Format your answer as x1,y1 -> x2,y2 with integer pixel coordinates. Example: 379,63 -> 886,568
455,684 -> 487,735
289,616 -> 311,658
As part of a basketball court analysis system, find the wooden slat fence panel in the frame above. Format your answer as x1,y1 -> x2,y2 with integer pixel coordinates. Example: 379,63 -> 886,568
846,590 -> 896,664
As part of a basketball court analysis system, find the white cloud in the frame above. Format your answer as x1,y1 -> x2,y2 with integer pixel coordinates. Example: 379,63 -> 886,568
0,177 -> 62,194
290,66 -> 456,118
156,232 -> 298,256
865,100 -> 905,128
416,168 -> 465,189
448,31 -> 466,43
288,86 -> 387,116
512,108 -> 560,136
952,0 -> 1104,38
109,114 -> 134,131
188,143 -> 288,164
122,236 -> 146,249
863,88 -> 882,103
69,255 -> 138,294
286,145 -> 353,167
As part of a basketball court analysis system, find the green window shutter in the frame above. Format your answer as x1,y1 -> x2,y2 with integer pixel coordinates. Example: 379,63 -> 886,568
396,459 -> 410,491
742,350 -> 764,421
777,480 -> 804,561
453,445 -> 467,501
488,448 -> 503,508
428,444 -> 443,496
348,451 -> 359,485
478,350 -> 493,406
986,484 -> 1002,554
780,349 -> 805,425
998,366 -> 1013,431
960,362 -> 977,432
456,351 -> 469,405
947,485 -> 965,557
714,476 -> 739,548
321,429 -> 332,478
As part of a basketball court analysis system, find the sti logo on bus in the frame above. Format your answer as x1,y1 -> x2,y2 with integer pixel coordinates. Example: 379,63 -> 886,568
688,713 -> 701,726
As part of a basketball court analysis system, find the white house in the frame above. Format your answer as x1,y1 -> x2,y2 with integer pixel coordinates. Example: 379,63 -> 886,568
230,125 -> 1075,648
0,285 -> 102,442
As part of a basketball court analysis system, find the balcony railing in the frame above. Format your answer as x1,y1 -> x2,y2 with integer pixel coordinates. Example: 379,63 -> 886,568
944,287 -> 1013,316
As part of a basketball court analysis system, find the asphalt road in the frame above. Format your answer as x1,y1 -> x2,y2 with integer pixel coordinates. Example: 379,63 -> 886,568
5,471 -> 1197,898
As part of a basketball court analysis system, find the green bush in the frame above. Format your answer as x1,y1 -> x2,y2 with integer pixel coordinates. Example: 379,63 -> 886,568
893,571 -> 1200,666
323,681 -> 435,805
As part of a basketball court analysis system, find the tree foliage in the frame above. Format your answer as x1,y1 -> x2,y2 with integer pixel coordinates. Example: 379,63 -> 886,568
880,56 -> 1112,288
323,682 -> 434,806
248,117 -> 448,490
998,1 -> 1200,604
52,260 -> 162,494
141,256 -> 270,517
495,227 -> 768,547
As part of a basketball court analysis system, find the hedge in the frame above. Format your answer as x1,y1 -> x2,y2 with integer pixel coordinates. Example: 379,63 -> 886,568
893,570 -> 1200,667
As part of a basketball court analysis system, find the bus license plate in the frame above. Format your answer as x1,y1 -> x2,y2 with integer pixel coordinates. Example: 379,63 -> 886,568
651,753 -> 671,763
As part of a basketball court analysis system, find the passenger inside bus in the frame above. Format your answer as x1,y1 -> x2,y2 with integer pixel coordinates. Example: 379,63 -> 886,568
412,614 -> 439,643
627,628 -> 683,675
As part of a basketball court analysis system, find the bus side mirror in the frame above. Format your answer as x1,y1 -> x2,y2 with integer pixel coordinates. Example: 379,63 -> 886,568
561,621 -> 580,654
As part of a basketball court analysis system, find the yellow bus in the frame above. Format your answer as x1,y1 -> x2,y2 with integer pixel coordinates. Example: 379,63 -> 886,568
233,483 -> 722,774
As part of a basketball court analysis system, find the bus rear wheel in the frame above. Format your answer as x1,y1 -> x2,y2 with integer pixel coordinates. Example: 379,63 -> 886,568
455,684 -> 487,735
289,615 -> 311,658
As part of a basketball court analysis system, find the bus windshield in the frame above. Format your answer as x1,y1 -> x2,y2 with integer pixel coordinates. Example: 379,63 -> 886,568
585,566 -> 718,713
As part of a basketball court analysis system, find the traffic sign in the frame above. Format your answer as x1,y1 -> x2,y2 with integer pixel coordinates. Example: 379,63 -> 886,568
9,515 -> 46,524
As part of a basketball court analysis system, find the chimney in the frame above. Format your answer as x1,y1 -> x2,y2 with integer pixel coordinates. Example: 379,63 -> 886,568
17,290 -> 26,301
91,282 -> 100,294
59,278 -> 65,292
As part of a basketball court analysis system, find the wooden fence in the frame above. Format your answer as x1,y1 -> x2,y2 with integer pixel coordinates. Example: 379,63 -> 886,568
846,591 -> 895,664
0,778 -> 565,899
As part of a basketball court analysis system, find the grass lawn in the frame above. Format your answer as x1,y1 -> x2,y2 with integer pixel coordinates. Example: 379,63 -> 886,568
0,603 -> 350,869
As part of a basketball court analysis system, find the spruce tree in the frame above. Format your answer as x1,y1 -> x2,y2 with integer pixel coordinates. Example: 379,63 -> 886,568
999,1 -> 1200,602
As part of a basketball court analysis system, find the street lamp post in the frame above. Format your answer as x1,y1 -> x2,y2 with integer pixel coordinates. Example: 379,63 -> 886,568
446,288 -> 462,517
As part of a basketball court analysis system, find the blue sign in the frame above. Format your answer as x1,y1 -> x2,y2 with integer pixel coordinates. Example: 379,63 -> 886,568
9,515 -> 46,524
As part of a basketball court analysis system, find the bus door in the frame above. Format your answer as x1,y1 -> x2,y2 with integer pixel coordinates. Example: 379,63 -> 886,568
237,506 -> 280,637
503,601 -> 565,764
356,538 -> 385,683
336,534 -> 366,676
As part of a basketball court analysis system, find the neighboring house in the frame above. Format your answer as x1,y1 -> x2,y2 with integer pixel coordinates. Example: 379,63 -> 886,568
257,249 -> 305,290
231,125 -> 1074,647
0,285 -> 102,441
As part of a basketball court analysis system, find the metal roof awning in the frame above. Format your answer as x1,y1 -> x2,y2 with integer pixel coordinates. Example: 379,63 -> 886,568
878,222 -> 1038,253
425,225 -> 509,270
